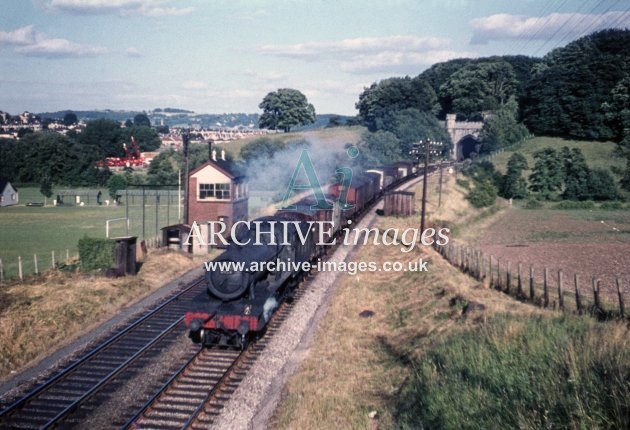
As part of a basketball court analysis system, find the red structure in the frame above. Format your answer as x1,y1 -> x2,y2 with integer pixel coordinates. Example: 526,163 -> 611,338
96,136 -> 146,168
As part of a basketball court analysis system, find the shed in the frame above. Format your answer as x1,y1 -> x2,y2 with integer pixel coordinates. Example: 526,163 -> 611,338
0,180 -> 18,207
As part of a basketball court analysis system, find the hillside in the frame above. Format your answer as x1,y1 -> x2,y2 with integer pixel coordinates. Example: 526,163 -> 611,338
491,136 -> 625,174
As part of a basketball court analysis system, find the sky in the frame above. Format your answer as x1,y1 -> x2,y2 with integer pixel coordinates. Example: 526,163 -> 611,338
0,0 -> 629,116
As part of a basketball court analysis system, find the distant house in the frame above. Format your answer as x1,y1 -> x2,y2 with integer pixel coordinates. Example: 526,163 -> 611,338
0,180 -> 18,207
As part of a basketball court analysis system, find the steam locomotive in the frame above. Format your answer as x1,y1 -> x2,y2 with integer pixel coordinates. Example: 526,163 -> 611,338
184,161 -> 418,347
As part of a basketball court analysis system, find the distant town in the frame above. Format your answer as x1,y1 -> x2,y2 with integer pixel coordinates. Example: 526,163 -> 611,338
0,109 -> 272,149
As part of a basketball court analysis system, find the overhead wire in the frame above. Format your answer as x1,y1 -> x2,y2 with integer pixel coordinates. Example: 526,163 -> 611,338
531,0 -> 601,56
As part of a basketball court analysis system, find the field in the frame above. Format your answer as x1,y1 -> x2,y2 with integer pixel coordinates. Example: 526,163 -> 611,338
0,127 -> 365,281
0,187 -> 182,280
272,178 -> 630,428
490,136 -> 626,174
472,206 -> 630,300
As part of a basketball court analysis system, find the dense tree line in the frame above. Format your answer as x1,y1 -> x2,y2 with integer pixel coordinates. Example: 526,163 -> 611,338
462,147 -> 619,208
0,120 -> 161,187
523,29 -> 630,141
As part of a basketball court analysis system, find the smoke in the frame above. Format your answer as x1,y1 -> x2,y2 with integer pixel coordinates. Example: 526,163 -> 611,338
244,137 -> 351,199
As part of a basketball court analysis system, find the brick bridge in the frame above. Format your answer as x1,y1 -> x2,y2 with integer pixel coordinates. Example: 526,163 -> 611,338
442,113 -> 484,160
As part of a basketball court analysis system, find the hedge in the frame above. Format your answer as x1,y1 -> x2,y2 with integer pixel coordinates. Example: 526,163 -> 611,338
78,236 -> 116,271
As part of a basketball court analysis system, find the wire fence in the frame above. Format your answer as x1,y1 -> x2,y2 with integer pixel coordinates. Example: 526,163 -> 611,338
0,235 -> 162,283
436,240 -> 628,320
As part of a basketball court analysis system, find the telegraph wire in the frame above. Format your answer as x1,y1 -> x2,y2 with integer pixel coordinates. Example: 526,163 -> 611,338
531,0 -> 603,57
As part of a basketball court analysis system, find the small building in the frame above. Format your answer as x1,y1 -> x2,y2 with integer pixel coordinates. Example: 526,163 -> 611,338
187,148 -> 248,251
0,180 -> 18,207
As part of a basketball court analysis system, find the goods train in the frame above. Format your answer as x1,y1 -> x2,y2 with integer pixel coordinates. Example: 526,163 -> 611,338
184,160 -> 423,347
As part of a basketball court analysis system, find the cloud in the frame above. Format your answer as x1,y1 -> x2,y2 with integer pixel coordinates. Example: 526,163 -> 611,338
236,8 -> 272,22
258,35 -> 476,74
125,47 -> 142,57
180,80 -> 208,90
0,25 -> 38,46
15,38 -> 108,57
0,25 -> 108,58
45,0 -> 194,17
470,10 -> 630,44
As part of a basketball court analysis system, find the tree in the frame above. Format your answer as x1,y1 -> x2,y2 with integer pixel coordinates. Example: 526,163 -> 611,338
501,152 -> 528,199
439,60 -> 517,120
355,130 -> 402,166
479,98 -> 529,153
147,150 -> 178,185
63,112 -> 78,126
356,76 -> 438,131
107,174 -> 127,202
561,147 -> 590,200
529,148 -> 564,199
377,108 -> 451,157
602,76 -> 630,190
522,29 -> 630,139
588,169 -> 618,200
39,176 -> 53,206
120,126 -> 161,152
240,137 -> 286,163
133,113 -> 151,127
258,88 -> 316,132
79,119 -> 124,157
124,119 -> 134,128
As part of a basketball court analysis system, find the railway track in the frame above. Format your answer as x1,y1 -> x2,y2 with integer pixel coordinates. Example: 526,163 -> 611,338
0,279 -> 207,430
0,170 -> 432,429
124,277 -> 309,430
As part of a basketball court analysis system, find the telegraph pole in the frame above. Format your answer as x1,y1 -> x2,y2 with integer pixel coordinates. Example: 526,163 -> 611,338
420,139 -> 429,234
182,130 -> 190,225
438,160 -> 444,207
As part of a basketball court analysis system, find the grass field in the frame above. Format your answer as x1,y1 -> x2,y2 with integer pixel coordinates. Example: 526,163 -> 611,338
489,136 -> 626,174
0,187 -> 182,280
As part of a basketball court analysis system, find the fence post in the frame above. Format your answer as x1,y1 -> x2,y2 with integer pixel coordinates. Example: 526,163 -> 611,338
529,265 -> 535,302
497,259 -> 501,290
489,256 -> 494,287
66,249 -> 70,261
575,273 -> 582,314
18,256 -> 23,281
506,261 -> 512,294
34,254 -> 38,275
517,262 -> 523,296
616,277 -> 625,318
557,270 -> 564,310
592,277 -> 601,312
475,251 -> 483,281
0,258 -> 3,283
543,267 -> 549,308
51,250 -> 56,269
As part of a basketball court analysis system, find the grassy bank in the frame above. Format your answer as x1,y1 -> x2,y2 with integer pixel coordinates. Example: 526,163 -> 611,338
396,315 -> 629,429
0,250 -> 201,379
271,168 -> 630,429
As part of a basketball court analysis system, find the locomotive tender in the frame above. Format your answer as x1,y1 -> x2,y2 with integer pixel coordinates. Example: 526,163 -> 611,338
184,161 -> 419,347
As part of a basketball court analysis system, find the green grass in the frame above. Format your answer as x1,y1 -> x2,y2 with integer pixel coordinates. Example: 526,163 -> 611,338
395,315 -> 630,429
0,187 -> 182,279
490,137 -> 625,174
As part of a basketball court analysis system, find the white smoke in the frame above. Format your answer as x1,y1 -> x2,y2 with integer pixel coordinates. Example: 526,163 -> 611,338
245,137 -> 350,198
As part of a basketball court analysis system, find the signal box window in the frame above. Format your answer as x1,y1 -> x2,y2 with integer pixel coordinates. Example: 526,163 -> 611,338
199,183 -> 230,200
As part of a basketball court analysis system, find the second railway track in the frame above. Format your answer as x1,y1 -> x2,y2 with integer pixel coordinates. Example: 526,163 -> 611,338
0,279 -> 206,429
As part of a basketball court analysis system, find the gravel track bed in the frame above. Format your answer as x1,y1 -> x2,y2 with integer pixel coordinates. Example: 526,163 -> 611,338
212,202 -> 383,430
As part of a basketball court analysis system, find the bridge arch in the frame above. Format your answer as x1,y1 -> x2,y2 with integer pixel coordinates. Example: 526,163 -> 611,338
457,134 -> 481,160
444,114 -> 484,160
